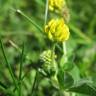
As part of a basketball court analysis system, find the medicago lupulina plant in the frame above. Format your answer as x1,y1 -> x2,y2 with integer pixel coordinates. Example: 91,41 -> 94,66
40,0 -> 71,92
0,0 -> 71,96
1,0 -> 95,96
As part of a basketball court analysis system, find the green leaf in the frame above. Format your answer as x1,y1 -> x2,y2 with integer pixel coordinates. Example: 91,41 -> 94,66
57,69 -> 74,89
69,65 -> 80,83
63,62 -> 74,71
68,80 -> 96,96
60,58 -> 74,71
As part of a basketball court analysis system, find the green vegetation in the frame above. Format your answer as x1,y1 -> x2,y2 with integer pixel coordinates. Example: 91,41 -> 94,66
0,0 -> 96,96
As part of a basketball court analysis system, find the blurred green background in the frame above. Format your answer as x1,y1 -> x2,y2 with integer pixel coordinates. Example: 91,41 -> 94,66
0,0 -> 96,96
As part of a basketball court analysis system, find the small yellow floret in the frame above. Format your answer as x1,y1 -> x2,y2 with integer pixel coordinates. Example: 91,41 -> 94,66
45,18 -> 70,42
49,0 -> 66,11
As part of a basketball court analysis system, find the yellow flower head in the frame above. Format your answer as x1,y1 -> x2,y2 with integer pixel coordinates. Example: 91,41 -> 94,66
45,18 -> 70,42
49,0 -> 66,11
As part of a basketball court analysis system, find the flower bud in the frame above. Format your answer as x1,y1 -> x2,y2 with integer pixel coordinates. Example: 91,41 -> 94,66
40,50 -> 57,76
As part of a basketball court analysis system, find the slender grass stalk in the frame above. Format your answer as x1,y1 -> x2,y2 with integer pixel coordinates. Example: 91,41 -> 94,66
18,43 -> 24,96
16,9 -> 43,33
0,37 -> 18,93
44,0 -> 49,26
11,8 -> 43,33
19,43 -> 24,80
9,41 -> 39,95
31,71 -> 38,96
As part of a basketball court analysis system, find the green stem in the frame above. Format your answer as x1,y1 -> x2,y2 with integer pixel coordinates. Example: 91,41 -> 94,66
31,71 -> 38,96
62,42 -> 69,95
51,43 -> 56,71
0,38 -> 18,93
18,43 -> 24,96
52,43 -> 56,60
44,0 -> 49,26
63,42 -> 68,63
19,43 -> 24,80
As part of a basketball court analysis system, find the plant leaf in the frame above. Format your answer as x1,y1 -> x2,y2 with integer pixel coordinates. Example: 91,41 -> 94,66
68,80 -> 96,96
57,69 -> 74,89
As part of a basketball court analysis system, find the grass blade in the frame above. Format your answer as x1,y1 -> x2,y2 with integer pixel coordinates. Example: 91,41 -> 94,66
18,43 -> 24,96
11,8 -> 43,33
0,37 -> 18,93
